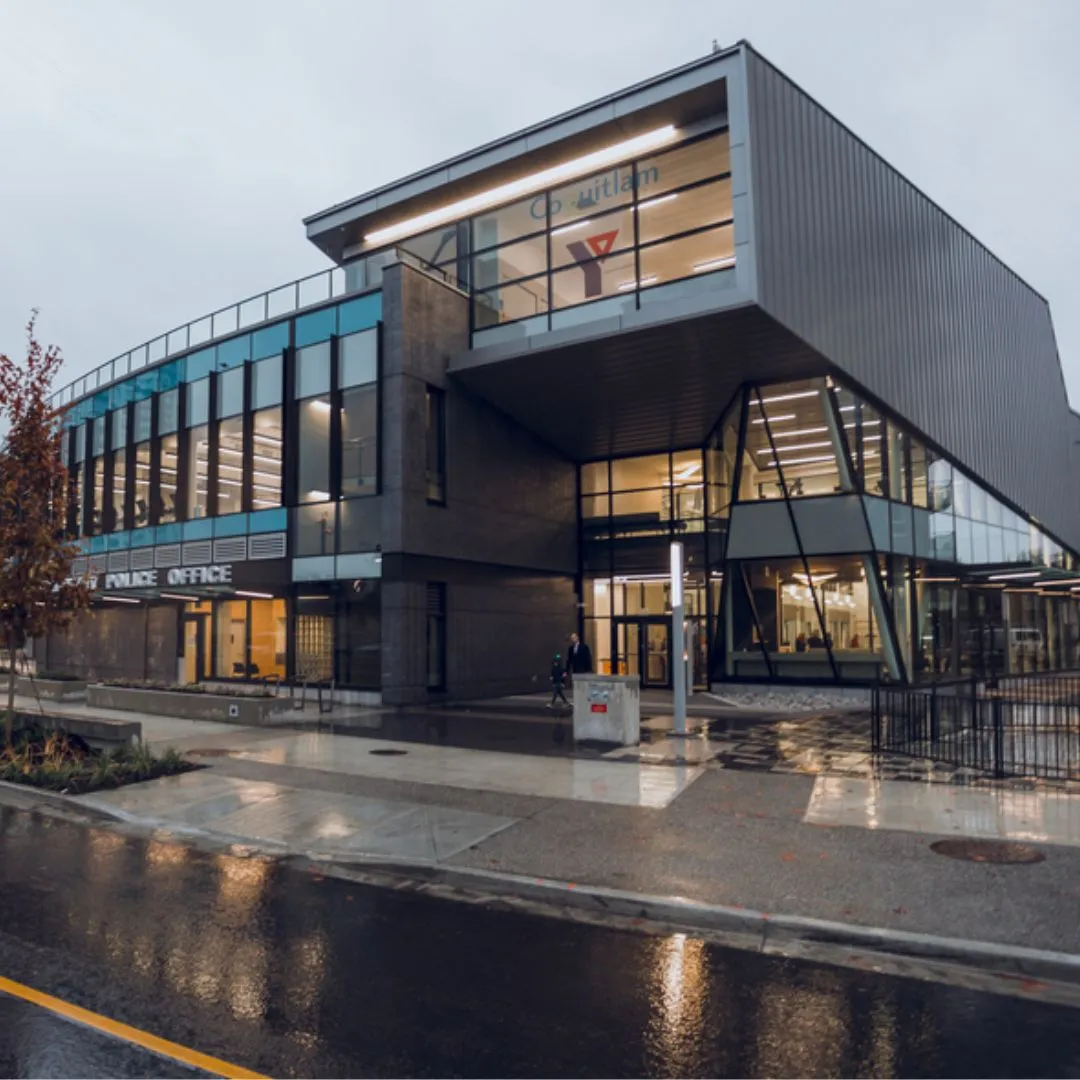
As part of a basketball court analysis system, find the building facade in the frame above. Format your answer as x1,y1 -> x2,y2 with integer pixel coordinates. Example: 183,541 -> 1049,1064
40,41 -> 1080,701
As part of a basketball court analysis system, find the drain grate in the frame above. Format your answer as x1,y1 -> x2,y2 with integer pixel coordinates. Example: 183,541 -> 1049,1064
930,839 -> 1045,864
369,748 -> 408,756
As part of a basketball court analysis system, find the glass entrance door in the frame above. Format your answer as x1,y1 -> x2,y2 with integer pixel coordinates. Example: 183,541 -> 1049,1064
615,619 -> 671,689
182,615 -> 210,685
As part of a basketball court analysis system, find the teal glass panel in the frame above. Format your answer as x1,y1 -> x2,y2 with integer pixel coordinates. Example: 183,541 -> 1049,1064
338,293 -> 382,335
156,523 -> 181,544
182,519 -> 213,540
213,513 -> 249,537
107,532 -> 130,550
217,334 -> 252,370
109,380 -> 135,409
135,369 -> 159,400
159,359 -> 183,390
248,507 -> 288,533
186,347 -> 217,381
295,306 -> 337,347
89,535 -> 107,553
252,321 -> 289,359
130,527 -> 155,548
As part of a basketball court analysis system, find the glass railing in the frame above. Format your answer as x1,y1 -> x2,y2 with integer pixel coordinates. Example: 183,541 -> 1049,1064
50,266 -> 352,408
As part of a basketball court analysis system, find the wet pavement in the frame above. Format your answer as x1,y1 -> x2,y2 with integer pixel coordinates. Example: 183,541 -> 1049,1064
4,807 -> 1080,1077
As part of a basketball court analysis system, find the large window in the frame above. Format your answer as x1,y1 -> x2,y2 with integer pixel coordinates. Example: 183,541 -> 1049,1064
134,443 -> 151,527
90,457 -> 104,534
252,408 -> 282,509
216,416 -> 244,516
298,396 -> 331,503
341,385 -> 377,497
187,425 -> 209,519
465,131 -> 733,338
159,434 -> 179,524
110,449 -> 126,532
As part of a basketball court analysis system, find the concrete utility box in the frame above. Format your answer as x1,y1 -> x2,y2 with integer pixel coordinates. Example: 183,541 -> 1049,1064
572,674 -> 641,746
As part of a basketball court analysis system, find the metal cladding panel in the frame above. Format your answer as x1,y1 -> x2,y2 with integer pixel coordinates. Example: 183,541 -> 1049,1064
743,47 -> 1080,549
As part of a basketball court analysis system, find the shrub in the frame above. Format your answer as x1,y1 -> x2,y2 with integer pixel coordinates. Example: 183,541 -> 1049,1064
98,678 -> 272,698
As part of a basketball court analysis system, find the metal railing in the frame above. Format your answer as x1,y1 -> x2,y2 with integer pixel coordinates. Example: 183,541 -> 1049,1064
872,674 -> 1080,780
50,265 -> 352,409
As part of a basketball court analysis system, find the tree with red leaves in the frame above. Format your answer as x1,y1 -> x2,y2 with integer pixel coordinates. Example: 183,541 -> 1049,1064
0,313 -> 91,745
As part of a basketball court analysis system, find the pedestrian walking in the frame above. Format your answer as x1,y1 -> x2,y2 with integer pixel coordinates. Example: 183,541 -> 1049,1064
548,652 -> 569,710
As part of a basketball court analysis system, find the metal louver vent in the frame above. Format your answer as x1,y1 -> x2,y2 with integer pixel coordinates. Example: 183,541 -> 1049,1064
213,537 -> 248,564
107,552 -> 129,572
248,532 -> 287,560
182,540 -> 212,566
72,558 -> 88,576
89,556 -> 108,574
426,583 -> 446,614
155,544 -> 182,568
130,547 -> 155,571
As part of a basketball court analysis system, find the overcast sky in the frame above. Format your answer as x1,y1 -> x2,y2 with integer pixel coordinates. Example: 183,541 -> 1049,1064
2,0 -> 1078,402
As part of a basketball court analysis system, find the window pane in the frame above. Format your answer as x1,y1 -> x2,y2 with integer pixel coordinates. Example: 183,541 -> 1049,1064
474,196 -> 545,251
217,366 -> 244,419
91,457 -> 104,534
638,224 -> 735,288
134,443 -> 151,527
252,354 -> 283,409
551,206 -> 634,270
399,224 -> 460,266
928,456 -> 952,512
158,389 -> 179,434
252,408 -> 282,510
637,178 -> 732,245
551,248 -> 636,310
342,385 -> 378,497
216,416 -> 244,517
111,407 -> 127,450
186,378 -> 209,427
473,277 -> 549,327
581,462 -> 609,495
248,599 -> 286,681
159,434 -> 178,524
295,503 -> 336,556
110,449 -> 126,531
611,455 -> 670,491
92,417 -> 106,456
472,234 -> 548,291
296,341 -> 331,399
133,399 -> 152,442
74,424 -> 86,462
339,330 -> 377,388
216,599 -> 249,678
187,425 -> 209,519
298,396 -> 331,503
636,132 -> 731,199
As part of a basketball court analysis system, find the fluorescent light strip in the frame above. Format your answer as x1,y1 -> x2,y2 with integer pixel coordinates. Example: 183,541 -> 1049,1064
636,193 -> 678,210
757,441 -> 832,455
160,593 -> 198,601
752,414 -> 795,425
234,590 -> 274,599
770,426 -> 828,438
988,570 -> 1041,581
763,454 -> 836,467
693,256 -> 736,273
364,125 -> 677,246
617,275 -> 658,291
100,595 -> 140,604
551,219 -> 592,237
760,390 -> 820,404
844,420 -> 882,429
309,400 -> 332,413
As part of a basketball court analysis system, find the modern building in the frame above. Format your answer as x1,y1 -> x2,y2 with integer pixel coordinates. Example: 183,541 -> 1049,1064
38,40 -> 1080,702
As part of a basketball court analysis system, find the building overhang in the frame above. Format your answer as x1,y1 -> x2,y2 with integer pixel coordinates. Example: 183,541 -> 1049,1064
304,44 -> 744,265
449,297 -> 828,460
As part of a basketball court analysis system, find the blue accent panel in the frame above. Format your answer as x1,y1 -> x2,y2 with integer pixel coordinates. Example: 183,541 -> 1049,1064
130,527 -> 155,548
248,507 -> 287,533
182,519 -> 213,540
92,391 -> 110,418
159,359 -> 183,390
214,513 -> 249,537
107,532 -> 130,550
155,523 -> 182,544
89,535 -> 108,553
186,347 -> 217,381
135,370 -> 159,399
253,321 -> 289,359
217,334 -> 252,370
295,306 -> 337,348
109,380 -> 134,409
338,293 -> 382,335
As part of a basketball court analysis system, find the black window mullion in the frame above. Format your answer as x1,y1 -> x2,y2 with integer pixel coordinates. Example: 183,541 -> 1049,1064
102,411 -> 115,533
123,401 -> 136,531
148,393 -> 161,527
329,335 -> 342,504
241,361 -> 254,514
207,373 -> 219,518
282,343 -> 298,508
176,381 -> 189,523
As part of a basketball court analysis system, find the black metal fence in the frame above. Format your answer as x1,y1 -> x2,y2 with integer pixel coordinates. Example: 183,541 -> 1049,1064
872,674 -> 1080,780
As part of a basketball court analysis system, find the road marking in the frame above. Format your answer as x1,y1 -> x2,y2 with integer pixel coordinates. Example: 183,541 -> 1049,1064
0,974 -> 267,1079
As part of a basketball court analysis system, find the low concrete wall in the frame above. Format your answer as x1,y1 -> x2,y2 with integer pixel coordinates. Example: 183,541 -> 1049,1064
15,676 -> 88,701
87,685 -> 291,725
16,710 -> 140,751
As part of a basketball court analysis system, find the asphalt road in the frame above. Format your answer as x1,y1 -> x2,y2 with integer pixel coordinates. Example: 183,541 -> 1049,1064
2,804 -> 1080,1078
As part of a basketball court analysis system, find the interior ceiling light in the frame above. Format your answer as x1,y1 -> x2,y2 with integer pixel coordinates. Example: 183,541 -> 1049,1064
752,414 -> 795,425
364,125 -> 678,246
551,219 -> 592,237
757,440 -> 832,455
759,390 -> 819,404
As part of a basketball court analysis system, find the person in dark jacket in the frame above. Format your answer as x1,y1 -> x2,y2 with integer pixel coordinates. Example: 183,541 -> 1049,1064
565,633 -> 593,680
548,652 -> 569,709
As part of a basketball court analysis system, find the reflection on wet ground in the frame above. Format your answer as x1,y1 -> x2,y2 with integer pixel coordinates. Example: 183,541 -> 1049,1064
3,808 -> 1080,1078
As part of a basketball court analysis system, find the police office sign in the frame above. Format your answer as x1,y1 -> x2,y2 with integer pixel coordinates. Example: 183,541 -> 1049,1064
101,564 -> 233,591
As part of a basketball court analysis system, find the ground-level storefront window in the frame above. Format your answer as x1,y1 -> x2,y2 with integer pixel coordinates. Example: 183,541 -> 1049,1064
212,598 -> 286,680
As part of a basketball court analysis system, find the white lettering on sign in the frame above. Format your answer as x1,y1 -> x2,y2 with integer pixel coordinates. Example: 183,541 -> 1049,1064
165,565 -> 233,587
104,570 -> 158,590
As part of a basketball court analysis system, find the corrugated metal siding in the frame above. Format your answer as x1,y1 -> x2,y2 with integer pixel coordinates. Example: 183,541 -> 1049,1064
743,47 -> 1080,549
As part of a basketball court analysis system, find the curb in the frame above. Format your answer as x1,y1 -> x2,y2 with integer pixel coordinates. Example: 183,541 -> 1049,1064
5,779 -> 1080,988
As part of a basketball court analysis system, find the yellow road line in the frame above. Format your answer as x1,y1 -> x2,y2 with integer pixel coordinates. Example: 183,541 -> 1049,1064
0,974 -> 268,1079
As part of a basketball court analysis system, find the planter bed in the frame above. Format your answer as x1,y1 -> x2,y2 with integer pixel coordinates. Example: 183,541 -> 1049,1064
88,684 -> 291,725
14,675 -> 88,701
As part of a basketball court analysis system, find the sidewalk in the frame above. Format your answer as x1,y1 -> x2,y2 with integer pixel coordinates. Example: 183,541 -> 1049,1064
7,694 -> 1080,964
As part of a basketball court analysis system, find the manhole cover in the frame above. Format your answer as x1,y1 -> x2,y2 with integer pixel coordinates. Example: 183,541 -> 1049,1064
187,748 -> 233,757
369,748 -> 408,756
930,839 -> 1045,864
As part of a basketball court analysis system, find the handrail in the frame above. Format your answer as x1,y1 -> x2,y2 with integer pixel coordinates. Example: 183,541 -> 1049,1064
50,265 -> 354,409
